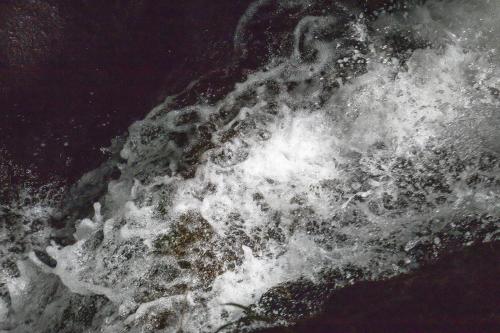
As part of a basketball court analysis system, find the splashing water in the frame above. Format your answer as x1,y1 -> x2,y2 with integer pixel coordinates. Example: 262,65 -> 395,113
1,0 -> 499,332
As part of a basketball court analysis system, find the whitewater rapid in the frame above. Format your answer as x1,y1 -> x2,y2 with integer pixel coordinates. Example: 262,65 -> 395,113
1,0 -> 499,332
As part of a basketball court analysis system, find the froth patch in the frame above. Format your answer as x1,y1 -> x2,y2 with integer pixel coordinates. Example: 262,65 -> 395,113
239,110 -> 338,183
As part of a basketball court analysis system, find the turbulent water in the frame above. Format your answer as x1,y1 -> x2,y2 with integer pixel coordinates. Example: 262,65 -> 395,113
1,0 -> 499,332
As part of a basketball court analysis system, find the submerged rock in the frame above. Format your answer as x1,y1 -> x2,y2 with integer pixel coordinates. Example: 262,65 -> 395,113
257,241 -> 500,333
1,0 -> 499,332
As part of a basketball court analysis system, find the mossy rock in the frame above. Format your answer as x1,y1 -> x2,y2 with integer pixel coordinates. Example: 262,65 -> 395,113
258,278 -> 333,321
153,212 -> 214,257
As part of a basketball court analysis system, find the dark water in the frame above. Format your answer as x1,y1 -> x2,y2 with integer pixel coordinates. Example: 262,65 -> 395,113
0,0 -> 252,183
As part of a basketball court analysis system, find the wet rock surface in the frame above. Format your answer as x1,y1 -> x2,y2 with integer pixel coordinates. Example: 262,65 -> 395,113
257,242 -> 500,333
1,1 -> 499,332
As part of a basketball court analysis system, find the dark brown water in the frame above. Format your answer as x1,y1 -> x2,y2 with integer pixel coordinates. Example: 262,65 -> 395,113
0,0 -> 253,183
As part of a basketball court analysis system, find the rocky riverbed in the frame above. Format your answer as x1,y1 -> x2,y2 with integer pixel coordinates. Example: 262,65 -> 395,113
1,0 -> 499,332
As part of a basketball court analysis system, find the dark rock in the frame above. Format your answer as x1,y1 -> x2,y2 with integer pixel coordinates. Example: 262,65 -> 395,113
256,242 -> 500,333
258,278 -> 335,321
34,249 -> 57,268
